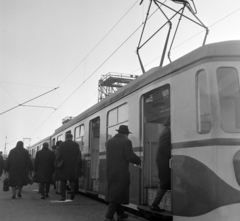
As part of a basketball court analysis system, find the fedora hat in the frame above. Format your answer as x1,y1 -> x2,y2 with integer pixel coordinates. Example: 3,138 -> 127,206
116,125 -> 132,134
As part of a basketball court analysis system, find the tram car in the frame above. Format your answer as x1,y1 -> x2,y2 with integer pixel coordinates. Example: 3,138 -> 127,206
29,40 -> 240,221
29,136 -> 51,158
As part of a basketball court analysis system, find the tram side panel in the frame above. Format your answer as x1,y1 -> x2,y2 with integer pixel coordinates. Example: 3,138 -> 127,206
171,60 -> 240,221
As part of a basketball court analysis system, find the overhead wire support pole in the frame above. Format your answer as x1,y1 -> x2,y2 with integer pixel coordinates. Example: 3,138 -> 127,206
0,87 -> 59,116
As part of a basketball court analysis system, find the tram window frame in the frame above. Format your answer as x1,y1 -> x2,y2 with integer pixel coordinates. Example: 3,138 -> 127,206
52,138 -> 55,146
107,103 -> 128,140
57,134 -> 63,141
74,124 -> 85,146
143,84 -> 170,124
196,69 -> 211,134
217,67 -> 240,133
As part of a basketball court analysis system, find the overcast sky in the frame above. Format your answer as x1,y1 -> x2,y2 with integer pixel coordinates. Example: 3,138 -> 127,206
1,0 -> 240,152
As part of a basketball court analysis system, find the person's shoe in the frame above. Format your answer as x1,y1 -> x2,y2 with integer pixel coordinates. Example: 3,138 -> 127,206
12,195 -> 16,199
117,213 -> 128,221
41,196 -> 45,199
150,204 -> 165,212
70,194 -> 75,200
17,193 -> 22,198
45,194 -> 49,198
59,198 -> 66,201
104,218 -> 116,221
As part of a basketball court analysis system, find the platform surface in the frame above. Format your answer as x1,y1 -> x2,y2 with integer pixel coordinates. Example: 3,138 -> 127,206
0,176 -> 147,221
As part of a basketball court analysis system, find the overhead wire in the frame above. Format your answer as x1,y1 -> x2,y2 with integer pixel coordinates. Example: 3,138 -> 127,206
2,0 -> 141,147
2,2 -> 239,148
130,6 -> 240,73
57,0 -> 139,87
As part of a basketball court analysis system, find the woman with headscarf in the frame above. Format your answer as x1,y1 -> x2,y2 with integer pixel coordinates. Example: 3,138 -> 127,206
5,141 -> 33,199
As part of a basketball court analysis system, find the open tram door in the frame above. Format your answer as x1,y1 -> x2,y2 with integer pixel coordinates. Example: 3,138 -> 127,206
87,117 -> 100,194
140,84 -> 172,213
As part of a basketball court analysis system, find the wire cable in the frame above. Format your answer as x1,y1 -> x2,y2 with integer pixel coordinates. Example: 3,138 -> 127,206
57,0 -> 139,87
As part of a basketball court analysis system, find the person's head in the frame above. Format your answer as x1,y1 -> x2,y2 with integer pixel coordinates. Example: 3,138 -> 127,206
43,142 -> 49,149
66,133 -> 73,140
116,125 -> 132,137
16,141 -> 24,148
56,140 -> 62,147
0,151 -> 2,155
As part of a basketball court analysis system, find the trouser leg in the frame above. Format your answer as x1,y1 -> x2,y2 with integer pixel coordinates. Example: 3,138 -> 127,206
152,187 -> 166,206
18,186 -> 23,194
12,187 -> 16,196
69,181 -> 75,194
60,180 -> 67,199
105,202 -> 119,219
46,183 -> 50,194
74,178 -> 79,194
40,183 -> 45,196
115,204 -> 124,216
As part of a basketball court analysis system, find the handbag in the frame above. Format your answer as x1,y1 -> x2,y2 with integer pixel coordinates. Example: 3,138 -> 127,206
56,159 -> 64,169
3,178 -> 9,192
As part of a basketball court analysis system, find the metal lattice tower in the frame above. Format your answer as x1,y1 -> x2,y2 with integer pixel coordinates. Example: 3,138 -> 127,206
98,72 -> 138,102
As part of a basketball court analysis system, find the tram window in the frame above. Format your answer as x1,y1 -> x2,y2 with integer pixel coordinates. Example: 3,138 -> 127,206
118,105 -> 128,123
108,109 -> 117,126
107,104 -> 128,140
75,124 -> 84,149
144,85 -> 170,124
75,126 -> 80,139
217,67 -> 240,133
52,138 -> 55,145
57,134 -> 62,141
197,70 -> 211,134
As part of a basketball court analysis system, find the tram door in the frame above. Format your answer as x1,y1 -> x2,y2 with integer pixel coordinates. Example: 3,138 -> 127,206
142,84 -> 171,209
87,117 -> 100,192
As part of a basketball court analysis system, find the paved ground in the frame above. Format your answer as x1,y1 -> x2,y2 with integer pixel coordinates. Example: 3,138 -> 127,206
0,178 -> 147,221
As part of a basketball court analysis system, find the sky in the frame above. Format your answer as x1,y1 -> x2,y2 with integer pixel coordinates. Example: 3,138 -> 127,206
0,0 -> 240,153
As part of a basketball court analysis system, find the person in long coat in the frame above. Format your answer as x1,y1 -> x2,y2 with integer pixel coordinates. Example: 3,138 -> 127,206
53,140 -> 62,194
0,151 -> 4,179
105,125 -> 141,221
34,142 -> 55,199
150,116 -> 171,212
5,141 -> 33,199
56,133 -> 80,201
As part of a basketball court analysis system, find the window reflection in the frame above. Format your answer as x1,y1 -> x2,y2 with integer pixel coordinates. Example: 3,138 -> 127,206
197,70 -> 211,134
217,67 -> 240,133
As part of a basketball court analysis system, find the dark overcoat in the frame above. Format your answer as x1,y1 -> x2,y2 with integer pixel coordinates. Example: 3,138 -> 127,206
105,133 -> 141,204
156,126 -> 171,190
34,147 -> 55,183
0,155 -> 4,175
6,146 -> 33,187
56,140 -> 80,181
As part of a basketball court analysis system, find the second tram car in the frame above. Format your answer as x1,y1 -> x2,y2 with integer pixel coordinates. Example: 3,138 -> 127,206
29,40 -> 240,221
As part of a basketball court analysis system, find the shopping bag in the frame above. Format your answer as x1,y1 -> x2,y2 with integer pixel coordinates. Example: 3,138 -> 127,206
3,178 -> 9,191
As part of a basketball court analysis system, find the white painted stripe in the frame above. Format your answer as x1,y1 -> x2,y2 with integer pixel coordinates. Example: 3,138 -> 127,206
174,204 -> 240,221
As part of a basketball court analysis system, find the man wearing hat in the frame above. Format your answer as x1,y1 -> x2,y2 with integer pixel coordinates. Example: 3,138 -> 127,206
56,133 -> 80,201
104,125 -> 141,221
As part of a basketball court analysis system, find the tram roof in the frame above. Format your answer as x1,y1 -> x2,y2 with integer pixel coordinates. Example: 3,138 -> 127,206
30,136 -> 51,148
53,40 -> 240,136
